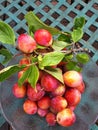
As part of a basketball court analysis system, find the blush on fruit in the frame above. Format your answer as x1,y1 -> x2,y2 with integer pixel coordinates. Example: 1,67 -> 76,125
12,83 -> 26,98
67,105 -> 76,111
18,70 -> 25,79
50,107 -> 57,114
46,112 -> 56,126
19,57 -> 30,65
64,88 -> 81,106
76,81 -> 85,93
63,70 -> 83,87
18,34 -> 37,53
18,70 -> 28,83
34,29 -> 53,46
27,83 -> 45,101
41,73 -> 58,92
51,83 -> 66,97
51,96 -> 67,112
37,108 -> 48,117
19,57 -> 30,70
38,96 -> 51,109
56,108 -> 76,127
23,99 -> 37,115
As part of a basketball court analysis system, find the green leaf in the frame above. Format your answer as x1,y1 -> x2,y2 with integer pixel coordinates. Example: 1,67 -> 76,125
25,11 -> 61,35
66,61 -> 82,72
58,34 -> 71,43
44,67 -> 64,84
31,57 -> 38,63
28,65 -> 39,88
52,40 -> 69,51
0,21 -> 16,44
0,65 -> 25,82
40,51 -> 65,67
74,17 -> 85,29
28,25 -> 34,37
76,53 -> 90,64
18,67 -> 31,86
0,48 -> 12,64
63,54 -> 73,61
71,28 -> 83,42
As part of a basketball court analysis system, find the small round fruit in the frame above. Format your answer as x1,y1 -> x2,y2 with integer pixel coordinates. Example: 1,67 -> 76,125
19,57 -> 30,65
46,112 -> 56,126
64,88 -> 81,106
51,84 -> 66,97
23,99 -> 37,115
18,34 -> 37,53
63,70 -> 83,87
27,83 -> 45,101
51,96 -> 67,112
12,83 -> 26,98
41,73 -> 58,92
37,108 -> 48,117
34,29 -> 53,46
56,108 -> 76,127
38,96 -> 51,109
19,57 -> 31,70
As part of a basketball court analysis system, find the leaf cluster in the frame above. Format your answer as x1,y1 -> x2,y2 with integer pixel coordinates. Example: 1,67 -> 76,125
0,12 -> 90,88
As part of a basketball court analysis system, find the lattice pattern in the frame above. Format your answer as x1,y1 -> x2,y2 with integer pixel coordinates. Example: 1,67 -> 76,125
0,0 -> 98,128
0,0 -> 98,64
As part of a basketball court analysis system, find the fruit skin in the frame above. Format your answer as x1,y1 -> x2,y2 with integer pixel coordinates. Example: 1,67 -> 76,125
34,29 -> 53,46
18,34 -> 37,53
77,81 -> 85,93
56,108 -> 76,127
64,88 -> 81,106
38,96 -> 51,109
23,99 -> 37,115
51,96 -> 67,113
19,57 -> 30,65
12,83 -> 26,98
51,84 -> 66,97
67,105 -> 76,111
37,108 -> 48,117
41,73 -> 58,92
18,70 -> 25,79
27,83 -> 45,101
50,107 -> 57,114
18,70 -> 28,83
38,70 -> 44,82
63,70 -> 83,87
19,57 -> 30,70
46,112 -> 56,126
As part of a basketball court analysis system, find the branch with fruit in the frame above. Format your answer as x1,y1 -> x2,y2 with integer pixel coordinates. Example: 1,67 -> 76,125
0,12 -> 90,127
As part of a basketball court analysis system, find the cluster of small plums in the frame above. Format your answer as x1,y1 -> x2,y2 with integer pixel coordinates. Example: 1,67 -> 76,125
12,29 -> 85,127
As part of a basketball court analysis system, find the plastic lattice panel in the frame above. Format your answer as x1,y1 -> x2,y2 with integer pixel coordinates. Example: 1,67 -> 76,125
0,0 -> 98,128
0,0 -> 98,63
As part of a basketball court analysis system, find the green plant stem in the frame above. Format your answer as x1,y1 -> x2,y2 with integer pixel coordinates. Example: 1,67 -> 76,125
61,31 -> 71,36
